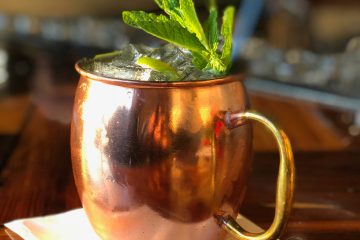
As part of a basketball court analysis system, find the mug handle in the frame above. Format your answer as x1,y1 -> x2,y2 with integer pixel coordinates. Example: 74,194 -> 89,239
218,111 -> 295,240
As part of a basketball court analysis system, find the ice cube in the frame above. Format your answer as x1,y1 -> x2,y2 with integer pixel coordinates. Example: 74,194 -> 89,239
81,43 -> 218,81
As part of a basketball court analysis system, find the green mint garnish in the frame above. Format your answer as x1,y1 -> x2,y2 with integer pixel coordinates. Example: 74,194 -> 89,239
221,6 -> 235,70
205,7 -> 219,53
136,56 -> 180,81
122,12 -> 206,53
122,0 -> 235,77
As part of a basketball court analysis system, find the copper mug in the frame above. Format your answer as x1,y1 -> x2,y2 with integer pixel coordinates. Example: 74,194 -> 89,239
71,61 -> 295,240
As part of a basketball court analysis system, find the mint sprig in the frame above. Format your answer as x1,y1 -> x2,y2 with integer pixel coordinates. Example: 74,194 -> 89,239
123,0 -> 235,77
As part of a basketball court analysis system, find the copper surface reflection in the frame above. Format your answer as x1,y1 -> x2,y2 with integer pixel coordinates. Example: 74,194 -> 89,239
71,62 -> 252,240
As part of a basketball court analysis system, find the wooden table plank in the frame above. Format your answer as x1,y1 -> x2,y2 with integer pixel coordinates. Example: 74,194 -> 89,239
251,95 -> 350,151
1,150 -> 359,239
0,95 -> 31,135
0,108 -> 80,224
0,95 -> 32,172
240,151 -> 360,240
0,226 -> 22,240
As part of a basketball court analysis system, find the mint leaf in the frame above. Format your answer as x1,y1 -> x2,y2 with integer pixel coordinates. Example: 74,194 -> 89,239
155,0 -> 209,49
155,0 -> 180,12
179,0 -> 209,49
154,0 -> 166,9
123,11 -> 206,53
137,56 -> 180,81
221,6 -> 235,70
206,53 -> 227,74
205,7 -> 219,52
155,0 -> 184,26
191,51 -> 208,70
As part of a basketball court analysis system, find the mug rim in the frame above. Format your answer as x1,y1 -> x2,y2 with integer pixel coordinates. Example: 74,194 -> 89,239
75,60 -> 244,88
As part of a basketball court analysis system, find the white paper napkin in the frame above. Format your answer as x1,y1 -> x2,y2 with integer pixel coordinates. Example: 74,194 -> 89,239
4,209 -> 263,240
5,209 -> 99,240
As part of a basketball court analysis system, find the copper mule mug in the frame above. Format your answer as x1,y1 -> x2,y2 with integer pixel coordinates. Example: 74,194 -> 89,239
71,61 -> 295,240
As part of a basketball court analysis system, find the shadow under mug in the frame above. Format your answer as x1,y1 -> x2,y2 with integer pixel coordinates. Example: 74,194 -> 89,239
71,61 -> 295,240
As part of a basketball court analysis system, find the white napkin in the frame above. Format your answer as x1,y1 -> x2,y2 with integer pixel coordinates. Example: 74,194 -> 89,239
5,209 -> 100,240
4,209 -> 263,240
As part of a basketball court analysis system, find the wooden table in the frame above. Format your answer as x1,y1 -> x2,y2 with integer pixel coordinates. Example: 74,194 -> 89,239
0,80 -> 359,239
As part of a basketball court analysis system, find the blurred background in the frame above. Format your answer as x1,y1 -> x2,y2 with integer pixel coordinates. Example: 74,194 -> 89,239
0,0 -> 359,159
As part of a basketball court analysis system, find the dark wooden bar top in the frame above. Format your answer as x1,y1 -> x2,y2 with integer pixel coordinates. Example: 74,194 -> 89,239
0,81 -> 359,239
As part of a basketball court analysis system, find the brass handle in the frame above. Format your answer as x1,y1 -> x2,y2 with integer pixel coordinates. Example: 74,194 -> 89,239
219,111 -> 295,240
